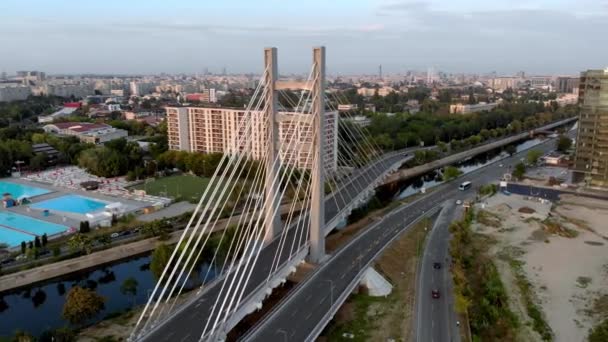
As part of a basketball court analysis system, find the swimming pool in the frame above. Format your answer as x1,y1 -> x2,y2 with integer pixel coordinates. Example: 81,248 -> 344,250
0,181 -> 50,198
0,212 -> 68,246
31,195 -> 107,214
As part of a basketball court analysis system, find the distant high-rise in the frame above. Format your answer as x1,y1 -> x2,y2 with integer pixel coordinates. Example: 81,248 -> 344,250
222,67 -> 227,76
426,67 -> 435,85
574,68 -> 608,188
378,65 -> 382,80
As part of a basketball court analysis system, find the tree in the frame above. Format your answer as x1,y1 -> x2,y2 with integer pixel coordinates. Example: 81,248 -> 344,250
34,236 -> 41,249
20,241 -> 26,254
505,145 -> 517,156
79,221 -> 90,233
443,166 -> 463,181
62,286 -> 105,325
41,233 -> 48,247
512,162 -> 526,180
68,233 -> 93,254
589,319 -> 608,342
556,135 -> 572,153
150,243 -> 171,280
29,152 -> 47,170
526,149 -> 543,165
120,277 -> 139,305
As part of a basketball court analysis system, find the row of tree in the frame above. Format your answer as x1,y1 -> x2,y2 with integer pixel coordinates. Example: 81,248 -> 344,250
366,103 -> 577,152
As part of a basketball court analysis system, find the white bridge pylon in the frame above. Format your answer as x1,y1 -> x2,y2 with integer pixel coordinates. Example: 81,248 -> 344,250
263,46 -> 327,263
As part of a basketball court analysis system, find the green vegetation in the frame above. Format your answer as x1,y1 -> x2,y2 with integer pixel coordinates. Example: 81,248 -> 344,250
358,100 -> 576,152
512,162 -> 526,180
503,256 -> 553,340
62,286 -> 105,325
442,166 -> 463,181
449,209 -> 520,341
589,319 -> 608,342
526,149 -> 543,165
132,174 -> 213,203
478,184 -> 498,196
557,135 -> 573,153
150,243 -> 172,281
411,149 -> 440,166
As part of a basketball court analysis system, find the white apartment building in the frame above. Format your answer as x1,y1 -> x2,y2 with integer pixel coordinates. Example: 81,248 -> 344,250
40,83 -> 95,98
129,81 -> 157,96
0,84 -> 31,102
166,107 -> 338,172
449,102 -> 499,114
490,77 -> 522,91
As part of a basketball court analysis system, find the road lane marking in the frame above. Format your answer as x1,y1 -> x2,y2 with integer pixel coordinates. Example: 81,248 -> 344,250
180,334 -> 191,342
306,312 -> 312,320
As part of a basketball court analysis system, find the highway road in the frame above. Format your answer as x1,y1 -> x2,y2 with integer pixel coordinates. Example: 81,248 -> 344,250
244,133 -> 568,342
137,148 -> 415,341
416,201 -> 462,342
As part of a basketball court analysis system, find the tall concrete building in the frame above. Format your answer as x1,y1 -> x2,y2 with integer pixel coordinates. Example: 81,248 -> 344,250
165,106 -> 339,172
556,76 -> 580,94
574,69 -> 608,188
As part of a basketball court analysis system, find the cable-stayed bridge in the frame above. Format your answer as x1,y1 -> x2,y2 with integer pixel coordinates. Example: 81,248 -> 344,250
129,47 -> 577,342
129,47 -> 416,342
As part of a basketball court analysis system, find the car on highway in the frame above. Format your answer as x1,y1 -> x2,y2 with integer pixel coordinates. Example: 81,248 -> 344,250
498,164 -> 504,168
110,232 -> 120,239
432,289 -> 440,299
455,199 -> 462,205
433,262 -> 441,269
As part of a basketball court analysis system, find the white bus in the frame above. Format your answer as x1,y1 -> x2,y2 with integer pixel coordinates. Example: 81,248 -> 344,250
459,181 -> 472,191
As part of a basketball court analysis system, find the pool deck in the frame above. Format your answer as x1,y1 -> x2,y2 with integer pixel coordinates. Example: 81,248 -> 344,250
2,178 -> 151,233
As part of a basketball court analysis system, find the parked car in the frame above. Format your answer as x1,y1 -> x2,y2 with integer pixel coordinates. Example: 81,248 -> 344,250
110,232 -> 120,238
433,262 -> 441,269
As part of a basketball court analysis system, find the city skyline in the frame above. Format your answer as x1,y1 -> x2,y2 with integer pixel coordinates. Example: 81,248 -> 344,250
1,0 -> 607,75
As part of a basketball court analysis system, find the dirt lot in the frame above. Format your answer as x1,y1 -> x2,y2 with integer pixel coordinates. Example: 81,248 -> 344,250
474,193 -> 608,342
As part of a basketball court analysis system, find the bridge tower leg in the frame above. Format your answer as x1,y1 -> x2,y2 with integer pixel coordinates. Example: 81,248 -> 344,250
263,47 -> 281,244
309,46 -> 326,263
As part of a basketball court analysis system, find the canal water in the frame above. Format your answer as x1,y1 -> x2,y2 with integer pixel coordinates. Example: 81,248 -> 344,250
0,137 -> 545,338
0,254 -> 216,337
393,137 -> 545,200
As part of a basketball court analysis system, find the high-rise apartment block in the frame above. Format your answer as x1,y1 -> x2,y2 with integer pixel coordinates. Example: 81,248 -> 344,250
574,69 -> 608,188
166,107 -> 338,172
557,76 -> 580,94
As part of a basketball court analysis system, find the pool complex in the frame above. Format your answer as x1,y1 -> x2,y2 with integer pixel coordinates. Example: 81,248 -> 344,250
0,212 -> 68,247
31,194 -> 107,214
0,181 -> 50,198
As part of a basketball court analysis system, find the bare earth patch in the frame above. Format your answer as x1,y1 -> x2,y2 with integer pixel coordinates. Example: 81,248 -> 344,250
474,193 -> 608,342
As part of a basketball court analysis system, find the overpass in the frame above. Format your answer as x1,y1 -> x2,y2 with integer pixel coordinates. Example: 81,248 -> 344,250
383,117 -> 577,185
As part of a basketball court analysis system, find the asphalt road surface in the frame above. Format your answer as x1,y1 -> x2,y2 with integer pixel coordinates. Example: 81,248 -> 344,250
137,149 -> 415,341
244,134 -> 566,342
416,201 -> 462,342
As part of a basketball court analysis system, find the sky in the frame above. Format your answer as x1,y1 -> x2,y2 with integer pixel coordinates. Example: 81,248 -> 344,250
0,0 -> 607,75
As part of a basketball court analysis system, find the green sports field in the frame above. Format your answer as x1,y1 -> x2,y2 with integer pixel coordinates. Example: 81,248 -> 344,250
132,174 -> 217,203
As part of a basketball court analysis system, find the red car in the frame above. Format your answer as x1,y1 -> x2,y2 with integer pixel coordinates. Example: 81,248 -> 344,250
432,290 -> 440,299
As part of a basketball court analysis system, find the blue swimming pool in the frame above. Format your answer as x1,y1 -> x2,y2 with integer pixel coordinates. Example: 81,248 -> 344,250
0,212 -> 68,246
0,181 -> 50,199
31,195 -> 107,214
